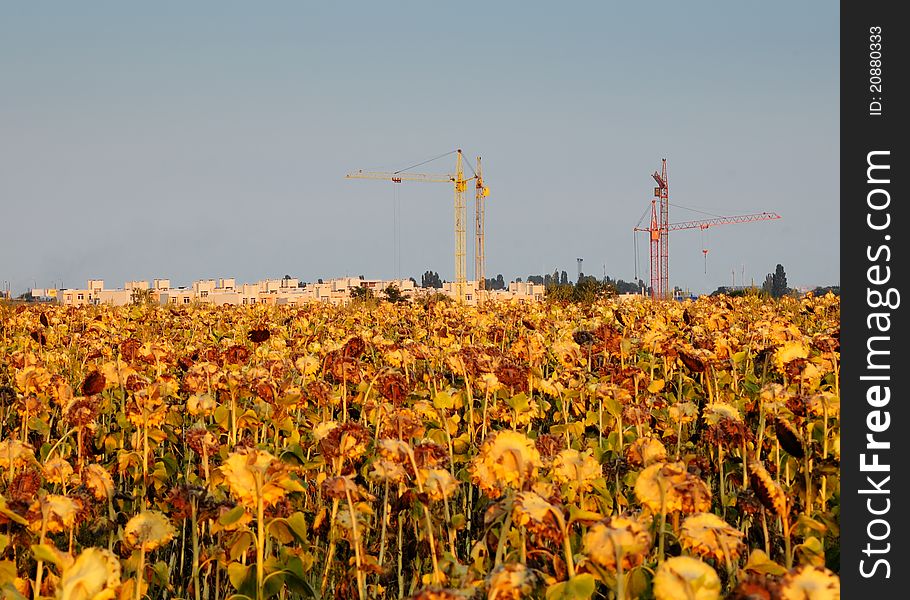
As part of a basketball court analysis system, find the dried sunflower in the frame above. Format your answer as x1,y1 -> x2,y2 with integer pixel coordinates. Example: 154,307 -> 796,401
321,475 -> 374,501
470,430 -> 542,499
27,494 -> 81,533
582,514 -> 652,571
369,459 -> 409,484
679,513 -> 746,562
220,449 -> 303,509
64,396 -> 101,427
511,491 -> 563,544
15,365 -> 52,395
186,393 -> 217,416
653,556 -> 721,600
0,439 -> 36,470
774,418 -> 805,459
550,448 -> 602,492
318,421 -> 371,463
43,457 -> 74,486
749,460 -> 788,518
56,548 -> 121,600
779,565 -> 840,600
486,563 -> 535,600
419,468 -> 459,502
124,511 -> 176,551
625,436 -> 668,467
634,461 -> 712,514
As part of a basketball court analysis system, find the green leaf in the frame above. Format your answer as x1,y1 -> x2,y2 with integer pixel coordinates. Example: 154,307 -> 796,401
280,444 -> 307,465
795,536 -> 826,567
568,506 -> 603,525
603,397 -> 623,418
31,544 -> 65,568
546,574 -> 596,600
0,560 -> 18,585
228,531 -> 254,561
796,515 -> 828,536
219,505 -> 248,527
285,511 -> 308,542
0,499 -> 27,526
227,562 -> 255,595
152,560 -> 171,589
433,391 -> 454,410
743,549 -> 788,576
27,416 -> 50,436
507,393 -> 530,412
268,520 -> 295,545
567,573 -> 596,598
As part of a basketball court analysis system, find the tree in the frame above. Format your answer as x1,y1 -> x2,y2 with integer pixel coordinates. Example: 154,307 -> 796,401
350,285 -> 373,301
771,264 -> 788,298
130,288 -> 155,305
761,274 -> 774,296
421,271 -> 442,289
484,274 -> 507,290
383,284 -> 406,304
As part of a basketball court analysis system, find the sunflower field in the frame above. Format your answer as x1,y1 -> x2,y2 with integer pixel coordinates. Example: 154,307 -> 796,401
0,293 -> 841,599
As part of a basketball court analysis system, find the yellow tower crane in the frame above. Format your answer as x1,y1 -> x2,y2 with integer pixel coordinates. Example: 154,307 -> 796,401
346,149 -> 489,303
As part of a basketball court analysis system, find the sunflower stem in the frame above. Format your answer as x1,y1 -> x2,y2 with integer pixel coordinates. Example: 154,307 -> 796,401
494,506 -> 513,568
378,480 -> 390,568
344,487 -> 366,600
135,546 -> 146,600
255,472 -> 265,600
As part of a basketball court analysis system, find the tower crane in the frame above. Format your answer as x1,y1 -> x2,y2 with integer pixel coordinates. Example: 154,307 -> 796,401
474,156 -> 490,299
633,159 -> 781,300
346,149 -> 488,303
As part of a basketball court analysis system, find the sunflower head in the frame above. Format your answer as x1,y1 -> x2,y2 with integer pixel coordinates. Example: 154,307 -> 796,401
470,431 -> 542,499
511,491 -> 563,545
419,468 -> 459,502
0,439 -> 36,470
220,449 -> 303,509
582,514 -> 652,571
625,436 -> 668,467
82,464 -> 114,500
27,494 -> 81,533
679,512 -> 746,562
634,461 -> 712,515
57,547 -> 122,600
42,457 -> 74,485
779,566 -> 840,600
486,563 -> 535,600
653,556 -> 721,600
550,448 -> 602,492
124,511 -> 176,552
748,460 -> 788,518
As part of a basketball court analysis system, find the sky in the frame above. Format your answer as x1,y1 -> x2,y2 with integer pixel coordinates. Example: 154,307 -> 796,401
0,1 -> 839,295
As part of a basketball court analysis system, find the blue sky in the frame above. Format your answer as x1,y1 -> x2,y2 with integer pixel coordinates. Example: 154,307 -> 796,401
0,1 -> 838,294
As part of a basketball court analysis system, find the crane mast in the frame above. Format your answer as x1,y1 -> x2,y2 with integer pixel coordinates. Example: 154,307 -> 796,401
634,159 -> 781,300
453,151 -> 467,302
474,157 -> 489,299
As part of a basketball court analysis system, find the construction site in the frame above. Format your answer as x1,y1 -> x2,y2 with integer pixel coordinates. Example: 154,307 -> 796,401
346,150 -> 782,302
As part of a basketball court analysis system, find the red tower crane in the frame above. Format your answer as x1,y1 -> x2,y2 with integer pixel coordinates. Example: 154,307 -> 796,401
633,159 -> 782,300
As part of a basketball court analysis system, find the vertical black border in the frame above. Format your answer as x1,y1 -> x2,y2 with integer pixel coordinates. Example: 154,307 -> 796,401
841,0 -> 907,595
